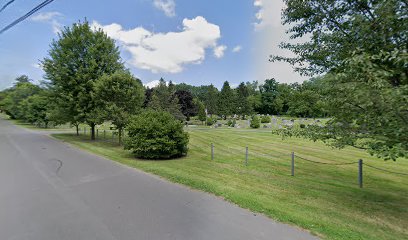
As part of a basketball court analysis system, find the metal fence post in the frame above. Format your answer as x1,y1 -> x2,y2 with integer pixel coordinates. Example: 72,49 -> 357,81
291,152 -> 295,176
245,147 -> 248,166
358,159 -> 363,188
211,143 -> 214,161
104,130 -> 106,139
112,131 -> 114,141
84,127 -> 86,136
96,129 -> 99,138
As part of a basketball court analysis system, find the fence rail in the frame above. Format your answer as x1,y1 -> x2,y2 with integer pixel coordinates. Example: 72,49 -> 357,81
207,143 -> 408,189
364,163 -> 408,176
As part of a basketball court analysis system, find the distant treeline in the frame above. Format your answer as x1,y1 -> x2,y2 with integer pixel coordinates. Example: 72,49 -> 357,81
0,75 -> 329,126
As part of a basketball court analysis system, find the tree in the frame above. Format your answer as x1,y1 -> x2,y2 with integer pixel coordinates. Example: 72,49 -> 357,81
94,71 -> 145,144
0,77 -> 41,119
148,79 -> 185,121
20,92 -> 50,128
42,20 -> 124,140
143,87 -> 154,108
203,84 -> 219,115
196,99 -> 207,124
273,0 -> 408,159
236,82 -> 252,117
272,0 -> 407,76
250,115 -> 260,129
287,79 -> 327,118
308,52 -> 407,160
260,79 -> 281,114
248,94 -> 262,115
175,90 -> 198,121
217,81 -> 235,118
14,75 -> 31,85
125,110 -> 189,159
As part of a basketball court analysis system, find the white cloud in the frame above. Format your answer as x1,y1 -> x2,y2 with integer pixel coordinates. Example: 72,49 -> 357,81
31,12 -> 62,21
31,63 -> 42,69
143,79 -> 175,88
31,11 -> 63,34
144,80 -> 161,88
92,16 -> 224,73
254,0 -> 283,30
153,0 -> 176,17
232,45 -> 242,53
253,0 -> 306,84
213,45 -> 227,58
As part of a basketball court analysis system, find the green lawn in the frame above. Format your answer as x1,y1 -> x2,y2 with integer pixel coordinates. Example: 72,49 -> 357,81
51,128 -> 408,240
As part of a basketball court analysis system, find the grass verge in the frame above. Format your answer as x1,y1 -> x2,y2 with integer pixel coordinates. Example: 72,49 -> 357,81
52,129 -> 408,240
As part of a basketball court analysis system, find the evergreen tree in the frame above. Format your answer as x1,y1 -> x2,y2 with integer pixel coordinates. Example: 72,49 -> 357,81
204,84 -> 219,115
217,81 -> 235,118
236,82 -> 252,116
196,99 -> 207,125
148,79 -> 185,121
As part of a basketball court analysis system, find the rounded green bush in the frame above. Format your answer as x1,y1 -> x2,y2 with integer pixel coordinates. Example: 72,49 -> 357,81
125,110 -> 189,159
261,115 -> 271,123
206,117 -> 216,126
250,115 -> 261,128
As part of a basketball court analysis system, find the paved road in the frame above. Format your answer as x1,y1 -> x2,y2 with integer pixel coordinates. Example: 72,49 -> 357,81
0,119 -> 318,240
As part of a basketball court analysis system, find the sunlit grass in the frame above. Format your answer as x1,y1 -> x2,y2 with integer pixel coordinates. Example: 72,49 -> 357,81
51,127 -> 408,240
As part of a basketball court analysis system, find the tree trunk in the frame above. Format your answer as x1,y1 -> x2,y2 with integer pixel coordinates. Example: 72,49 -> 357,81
91,123 -> 95,140
76,125 -> 79,136
118,128 -> 122,145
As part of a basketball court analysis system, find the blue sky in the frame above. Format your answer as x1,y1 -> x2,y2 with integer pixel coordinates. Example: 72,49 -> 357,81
0,0 -> 305,90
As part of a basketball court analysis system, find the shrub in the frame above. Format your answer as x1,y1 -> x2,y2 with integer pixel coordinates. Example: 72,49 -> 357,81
231,119 -> 236,127
250,115 -> 260,128
227,119 -> 237,127
206,117 -> 217,126
261,115 -> 271,123
300,123 -> 306,128
227,119 -> 233,126
125,110 -> 189,159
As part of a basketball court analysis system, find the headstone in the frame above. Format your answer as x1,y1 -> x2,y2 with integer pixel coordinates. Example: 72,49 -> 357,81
272,118 -> 277,125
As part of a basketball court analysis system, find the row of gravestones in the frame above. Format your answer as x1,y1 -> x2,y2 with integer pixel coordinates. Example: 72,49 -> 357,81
211,117 -> 323,129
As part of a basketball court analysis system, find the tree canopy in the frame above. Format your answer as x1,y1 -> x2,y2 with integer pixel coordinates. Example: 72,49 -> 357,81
42,20 -> 124,139
273,0 -> 407,159
94,71 -> 145,144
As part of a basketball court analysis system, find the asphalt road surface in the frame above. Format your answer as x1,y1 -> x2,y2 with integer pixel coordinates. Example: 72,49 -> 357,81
0,119 -> 318,240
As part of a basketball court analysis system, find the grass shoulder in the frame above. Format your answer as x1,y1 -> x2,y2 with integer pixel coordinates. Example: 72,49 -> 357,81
52,129 -> 408,240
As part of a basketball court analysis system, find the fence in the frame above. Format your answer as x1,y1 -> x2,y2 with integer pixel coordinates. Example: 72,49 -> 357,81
77,127 -> 128,145
208,143 -> 408,189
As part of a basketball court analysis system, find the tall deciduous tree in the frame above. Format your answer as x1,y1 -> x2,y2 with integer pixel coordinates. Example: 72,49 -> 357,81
260,79 -> 281,114
95,71 -> 145,144
20,91 -> 50,128
1,76 -> 41,119
273,0 -> 407,159
175,90 -> 198,121
42,20 -> 124,140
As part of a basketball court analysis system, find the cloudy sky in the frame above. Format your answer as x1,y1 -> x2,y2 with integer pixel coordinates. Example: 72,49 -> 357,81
0,0 -> 305,90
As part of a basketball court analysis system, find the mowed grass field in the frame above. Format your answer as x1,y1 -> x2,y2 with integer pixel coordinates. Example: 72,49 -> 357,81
52,127 -> 408,240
